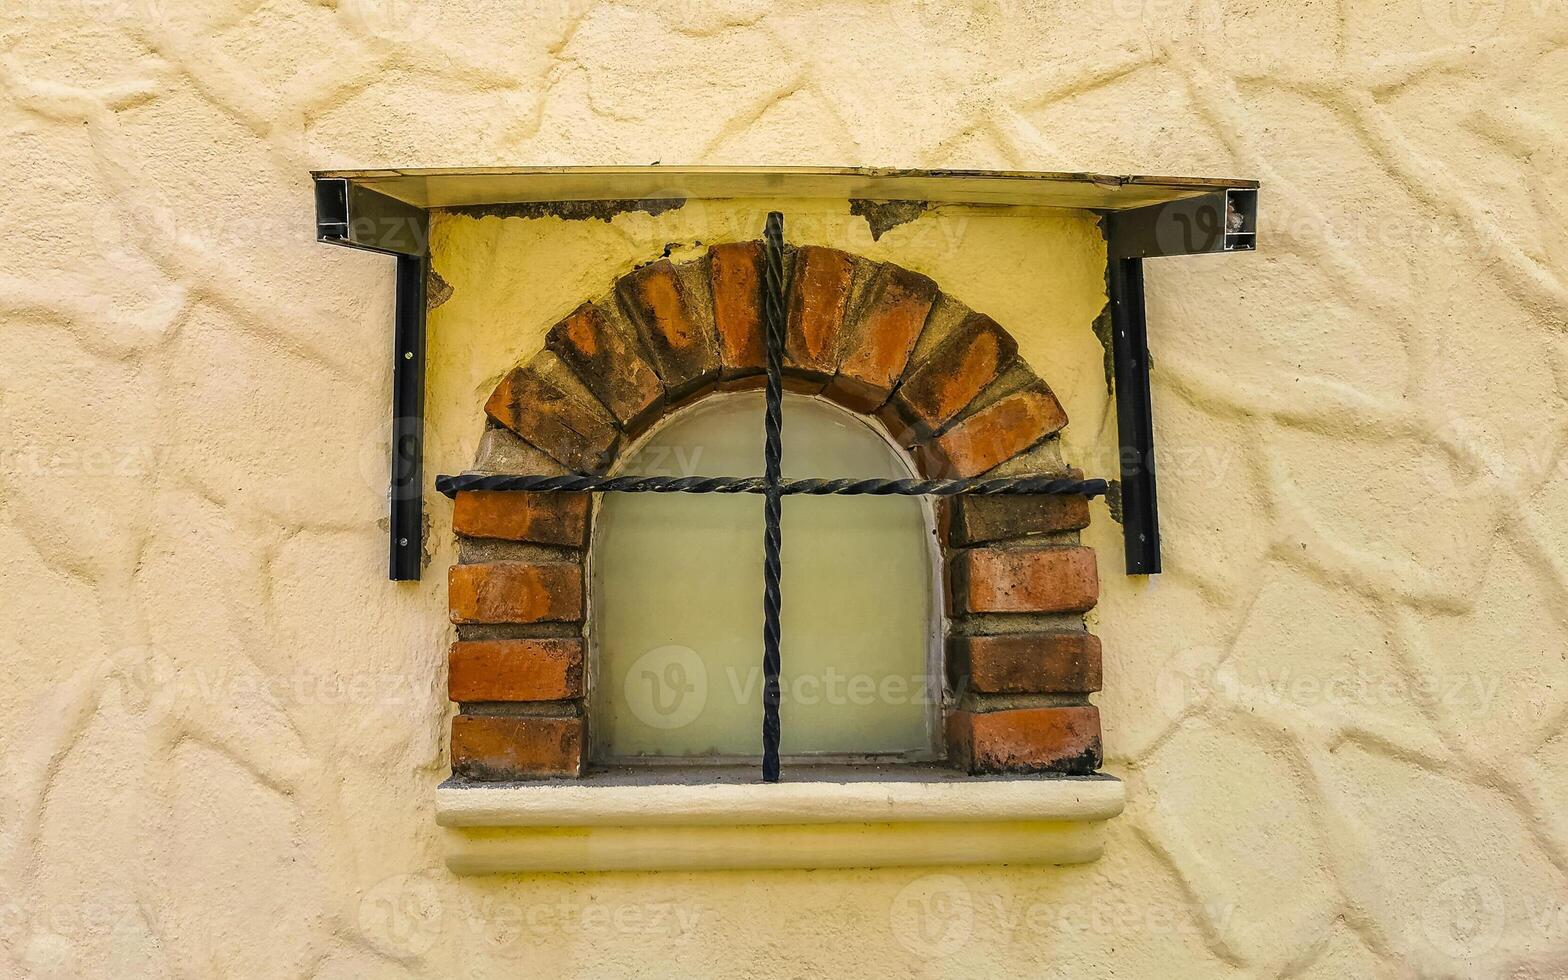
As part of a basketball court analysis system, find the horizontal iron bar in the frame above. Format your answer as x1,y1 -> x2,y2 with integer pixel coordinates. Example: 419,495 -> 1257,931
436,473 -> 1108,499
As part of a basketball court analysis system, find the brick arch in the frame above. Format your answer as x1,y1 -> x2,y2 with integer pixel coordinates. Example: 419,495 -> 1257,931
448,242 -> 1104,782
481,243 -> 1071,479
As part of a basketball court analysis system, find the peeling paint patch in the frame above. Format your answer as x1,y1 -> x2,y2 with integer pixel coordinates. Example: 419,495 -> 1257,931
427,265 -> 454,310
849,199 -> 932,240
1091,301 -> 1114,395
441,199 -> 686,223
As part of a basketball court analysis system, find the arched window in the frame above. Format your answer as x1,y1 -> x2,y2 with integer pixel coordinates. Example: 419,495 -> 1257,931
591,392 -> 940,762
446,244 -> 1104,794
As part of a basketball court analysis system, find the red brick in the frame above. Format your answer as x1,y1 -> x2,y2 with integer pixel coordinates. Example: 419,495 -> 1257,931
825,264 -> 937,412
947,633 -> 1102,694
882,313 -> 1018,443
952,546 -> 1099,614
916,385 -> 1068,477
452,490 -> 590,548
618,259 -> 720,401
448,561 -> 584,624
946,705 -> 1101,774
451,714 -> 584,780
484,352 -> 619,473
944,492 -> 1091,546
448,638 -> 584,702
785,246 -> 856,388
709,242 -> 765,381
545,302 -> 664,433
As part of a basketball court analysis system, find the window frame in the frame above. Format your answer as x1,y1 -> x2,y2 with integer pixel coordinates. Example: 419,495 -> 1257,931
585,391 -> 947,767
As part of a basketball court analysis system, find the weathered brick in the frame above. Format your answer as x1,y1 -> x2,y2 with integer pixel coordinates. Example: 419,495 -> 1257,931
474,426 -> 568,476
708,242 -> 765,381
945,492 -> 1091,546
982,435 -> 1069,480
951,546 -> 1099,614
947,633 -> 1102,694
452,490 -> 590,548
825,264 -> 937,412
484,351 -> 619,473
882,313 -> 1017,443
451,713 -> 584,780
904,291 -> 980,372
617,259 -> 720,401
916,385 -> 1068,477
946,705 -> 1101,774
545,302 -> 664,433
448,638 -> 584,702
448,561 -> 584,624
785,246 -> 856,388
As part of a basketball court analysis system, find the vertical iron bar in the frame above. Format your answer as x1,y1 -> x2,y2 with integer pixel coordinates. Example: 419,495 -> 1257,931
1107,255 -> 1161,575
390,253 -> 427,581
761,212 -> 786,782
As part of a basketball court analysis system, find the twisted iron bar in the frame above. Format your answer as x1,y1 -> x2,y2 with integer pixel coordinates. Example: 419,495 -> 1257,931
760,211 -> 786,783
435,472 -> 1110,499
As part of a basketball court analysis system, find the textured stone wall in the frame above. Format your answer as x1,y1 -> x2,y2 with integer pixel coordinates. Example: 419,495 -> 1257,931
3,1 -> 1566,977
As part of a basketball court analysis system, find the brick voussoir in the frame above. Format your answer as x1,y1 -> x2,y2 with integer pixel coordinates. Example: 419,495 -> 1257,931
882,313 -> 1018,444
915,384 -> 1068,478
825,263 -> 938,412
545,301 -> 664,434
483,351 -> 619,473
708,241 -> 766,379
785,245 -> 857,387
617,258 -> 721,401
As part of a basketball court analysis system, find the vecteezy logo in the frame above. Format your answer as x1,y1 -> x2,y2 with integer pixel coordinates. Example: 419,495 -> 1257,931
889,874 -> 975,958
1154,198 -> 1227,256
1423,875 -> 1506,959
1152,646 -> 1229,728
358,872 -> 444,957
358,415 -> 446,501
624,645 -> 707,730
886,0 -> 1012,39
1420,0 -> 1507,41
112,645 -> 179,715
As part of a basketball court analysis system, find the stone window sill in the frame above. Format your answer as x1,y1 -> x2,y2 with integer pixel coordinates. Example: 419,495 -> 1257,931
436,766 -> 1125,874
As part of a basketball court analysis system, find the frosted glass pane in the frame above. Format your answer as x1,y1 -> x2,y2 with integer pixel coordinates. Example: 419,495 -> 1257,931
592,393 -> 937,760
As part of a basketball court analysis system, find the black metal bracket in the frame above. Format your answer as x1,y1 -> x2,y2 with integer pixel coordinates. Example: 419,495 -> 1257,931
1103,188 -> 1257,575
314,178 -> 430,580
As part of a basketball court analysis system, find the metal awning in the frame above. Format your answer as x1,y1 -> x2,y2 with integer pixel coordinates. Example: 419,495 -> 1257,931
311,165 -> 1259,580
312,164 -> 1255,213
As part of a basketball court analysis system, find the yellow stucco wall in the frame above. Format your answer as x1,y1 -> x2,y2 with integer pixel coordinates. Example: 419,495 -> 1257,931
3,1 -> 1566,977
